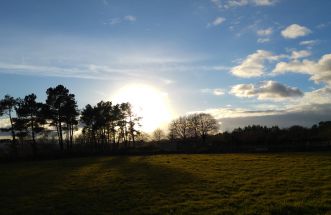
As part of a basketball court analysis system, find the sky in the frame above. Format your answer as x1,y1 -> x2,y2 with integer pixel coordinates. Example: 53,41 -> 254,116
1,0 -> 331,131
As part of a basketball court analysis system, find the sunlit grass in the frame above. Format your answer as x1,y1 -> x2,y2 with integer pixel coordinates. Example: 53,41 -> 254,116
1,153 -> 331,214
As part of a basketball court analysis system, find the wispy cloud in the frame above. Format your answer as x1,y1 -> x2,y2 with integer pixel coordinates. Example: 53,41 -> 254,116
105,15 -> 137,25
257,38 -> 270,43
124,15 -> 137,22
208,17 -> 226,27
211,0 -> 277,9
201,88 -> 225,96
300,40 -> 318,47
257,27 -> 273,36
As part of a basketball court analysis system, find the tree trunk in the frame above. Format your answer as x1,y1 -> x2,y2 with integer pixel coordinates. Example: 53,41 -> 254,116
58,119 -> 64,151
8,111 -> 17,154
30,115 -> 37,157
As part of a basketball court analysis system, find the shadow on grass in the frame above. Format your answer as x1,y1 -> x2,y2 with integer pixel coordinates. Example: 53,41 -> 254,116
0,156 -> 200,214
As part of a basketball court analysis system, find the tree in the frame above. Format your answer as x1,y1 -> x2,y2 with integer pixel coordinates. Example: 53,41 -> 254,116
153,128 -> 165,142
81,104 -> 97,145
80,101 -> 141,151
169,116 -> 189,141
62,93 -> 79,151
120,103 -> 141,146
45,85 -> 78,151
0,95 -> 18,152
195,113 -> 219,142
16,94 -> 46,155
169,113 -> 219,144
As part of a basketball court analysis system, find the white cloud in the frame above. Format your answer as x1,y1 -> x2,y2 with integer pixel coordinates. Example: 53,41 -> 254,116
213,88 -> 225,95
257,28 -> 272,43
124,15 -> 136,22
200,107 -> 282,119
273,54 -> 331,86
300,40 -> 318,47
106,15 -> 136,25
257,27 -> 273,36
293,87 -> 331,110
291,50 -> 311,59
211,0 -> 277,9
201,88 -> 225,96
254,0 -> 277,5
230,80 -> 303,100
281,24 -> 311,39
209,17 -> 226,27
230,50 -> 284,78
257,38 -> 271,43
226,0 -> 249,7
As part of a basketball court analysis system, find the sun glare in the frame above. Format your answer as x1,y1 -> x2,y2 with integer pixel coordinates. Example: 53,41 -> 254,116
112,84 -> 173,133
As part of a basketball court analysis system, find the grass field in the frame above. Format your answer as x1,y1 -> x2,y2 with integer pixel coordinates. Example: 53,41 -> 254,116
1,153 -> 331,214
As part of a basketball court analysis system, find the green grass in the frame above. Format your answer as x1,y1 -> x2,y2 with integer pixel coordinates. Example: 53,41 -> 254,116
1,153 -> 331,214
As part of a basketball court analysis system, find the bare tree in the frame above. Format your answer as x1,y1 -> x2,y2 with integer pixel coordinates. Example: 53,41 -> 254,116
153,128 -> 165,142
169,113 -> 219,143
196,113 -> 219,142
169,116 -> 189,141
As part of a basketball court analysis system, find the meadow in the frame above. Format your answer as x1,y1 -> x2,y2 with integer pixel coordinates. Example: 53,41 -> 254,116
1,153 -> 331,214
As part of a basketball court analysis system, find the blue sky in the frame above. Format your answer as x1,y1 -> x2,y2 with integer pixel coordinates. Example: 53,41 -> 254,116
1,0 -> 331,131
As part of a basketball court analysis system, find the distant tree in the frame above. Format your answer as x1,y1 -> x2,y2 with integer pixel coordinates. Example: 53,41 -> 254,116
0,95 -> 18,152
169,116 -> 189,141
136,131 -> 150,142
195,113 -> 219,142
316,121 -> 331,141
153,128 -> 165,142
168,121 -> 177,143
169,113 -> 219,143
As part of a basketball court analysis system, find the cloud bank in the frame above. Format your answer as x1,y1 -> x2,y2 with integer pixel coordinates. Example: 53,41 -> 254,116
230,81 -> 303,100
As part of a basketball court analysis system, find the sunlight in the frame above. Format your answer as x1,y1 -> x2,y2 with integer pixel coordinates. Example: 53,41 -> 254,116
112,84 -> 173,133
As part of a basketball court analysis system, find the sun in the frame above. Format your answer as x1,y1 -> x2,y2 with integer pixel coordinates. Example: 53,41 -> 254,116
112,84 -> 173,133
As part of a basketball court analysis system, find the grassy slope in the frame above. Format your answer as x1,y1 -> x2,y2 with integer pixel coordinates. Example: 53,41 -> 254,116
1,153 -> 331,214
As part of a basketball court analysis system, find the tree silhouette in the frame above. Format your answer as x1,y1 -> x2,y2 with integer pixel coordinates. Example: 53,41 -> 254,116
16,94 -> 46,155
153,128 -> 165,142
0,95 -> 18,152
45,85 -> 78,151
81,101 -> 141,151
62,93 -> 79,151
120,103 -> 141,147
169,113 -> 218,143
195,113 -> 218,142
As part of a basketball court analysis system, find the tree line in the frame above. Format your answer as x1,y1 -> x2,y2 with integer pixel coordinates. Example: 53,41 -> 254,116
0,84 -> 330,160
152,123 -> 331,153
0,84 -> 142,158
